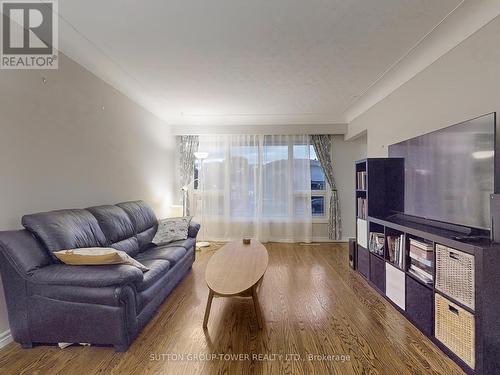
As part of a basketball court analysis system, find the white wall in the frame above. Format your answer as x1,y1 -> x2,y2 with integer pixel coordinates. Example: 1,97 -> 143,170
313,135 -> 367,241
0,53 -> 175,341
347,16 -> 500,157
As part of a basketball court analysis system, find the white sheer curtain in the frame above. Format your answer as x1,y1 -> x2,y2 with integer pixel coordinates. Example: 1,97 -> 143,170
193,134 -> 312,243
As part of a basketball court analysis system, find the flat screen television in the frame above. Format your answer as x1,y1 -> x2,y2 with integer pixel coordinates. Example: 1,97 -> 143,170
389,113 -> 496,230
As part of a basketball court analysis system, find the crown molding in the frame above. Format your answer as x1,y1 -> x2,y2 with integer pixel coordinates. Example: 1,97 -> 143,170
171,123 -> 347,135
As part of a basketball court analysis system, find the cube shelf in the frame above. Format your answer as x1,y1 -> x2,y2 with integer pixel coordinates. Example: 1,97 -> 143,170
352,158 -> 500,375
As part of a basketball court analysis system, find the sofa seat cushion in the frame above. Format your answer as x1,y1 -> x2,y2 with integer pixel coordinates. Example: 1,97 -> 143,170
134,259 -> 170,292
30,263 -> 143,288
22,209 -> 107,258
136,246 -> 187,266
162,238 -> 196,251
136,247 -> 194,312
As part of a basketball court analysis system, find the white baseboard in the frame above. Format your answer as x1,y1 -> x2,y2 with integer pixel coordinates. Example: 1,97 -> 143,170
311,237 -> 349,243
204,237 -> 348,243
0,329 -> 12,349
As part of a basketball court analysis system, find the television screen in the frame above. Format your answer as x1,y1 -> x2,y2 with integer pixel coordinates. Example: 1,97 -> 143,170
389,113 -> 495,230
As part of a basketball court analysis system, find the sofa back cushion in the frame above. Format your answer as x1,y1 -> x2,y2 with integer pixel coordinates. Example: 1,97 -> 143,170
116,201 -> 158,251
87,205 -> 139,256
22,209 -> 107,259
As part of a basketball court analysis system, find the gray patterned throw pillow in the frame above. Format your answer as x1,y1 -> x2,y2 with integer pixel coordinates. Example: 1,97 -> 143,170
152,217 -> 192,245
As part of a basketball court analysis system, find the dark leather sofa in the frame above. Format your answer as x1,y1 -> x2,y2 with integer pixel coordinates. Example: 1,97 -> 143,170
0,200 -> 199,352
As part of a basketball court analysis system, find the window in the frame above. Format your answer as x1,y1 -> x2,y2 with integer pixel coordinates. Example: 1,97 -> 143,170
193,138 -> 329,219
312,196 -> 325,216
229,141 -> 259,217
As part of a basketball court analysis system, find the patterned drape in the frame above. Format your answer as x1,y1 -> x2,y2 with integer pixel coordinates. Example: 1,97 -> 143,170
310,135 -> 342,240
178,135 -> 199,215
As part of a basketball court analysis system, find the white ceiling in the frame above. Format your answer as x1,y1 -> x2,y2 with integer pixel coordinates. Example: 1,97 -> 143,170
57,0 -> 463,127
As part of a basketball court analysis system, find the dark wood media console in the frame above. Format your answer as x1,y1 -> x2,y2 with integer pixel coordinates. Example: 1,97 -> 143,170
355,158 -> 500,375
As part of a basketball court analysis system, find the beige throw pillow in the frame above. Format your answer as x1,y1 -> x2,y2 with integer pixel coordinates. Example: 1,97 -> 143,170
53,247 -> 149,272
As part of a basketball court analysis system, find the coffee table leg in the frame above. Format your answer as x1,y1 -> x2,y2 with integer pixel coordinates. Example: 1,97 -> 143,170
251,286 -> 263,329
203,290 -> 214,328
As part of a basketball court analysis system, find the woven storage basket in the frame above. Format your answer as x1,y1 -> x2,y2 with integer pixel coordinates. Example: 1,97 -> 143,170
435,244 -> 475,310
435,293 -> 475,369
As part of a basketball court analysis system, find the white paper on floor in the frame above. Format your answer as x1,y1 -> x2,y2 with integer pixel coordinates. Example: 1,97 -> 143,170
58,343 -> 91,349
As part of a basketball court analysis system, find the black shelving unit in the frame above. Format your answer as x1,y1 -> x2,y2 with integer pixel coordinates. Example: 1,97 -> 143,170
353,158 -> 500,375
354,158 -> 404,287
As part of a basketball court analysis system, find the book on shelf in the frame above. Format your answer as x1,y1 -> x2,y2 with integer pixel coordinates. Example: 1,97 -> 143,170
410,258 -> 433,274
409,252 -> 433,267
408,238 -> 434,283
369,232 -> 384,256
387,236 -> 396,262
387,234 -> 405,268
408,268 -> 433,285
357,197 -> 367,219
409,239 -> 433,251
409,265 -> 433,284
356,171 -> 367,190
409,245 -> 433,260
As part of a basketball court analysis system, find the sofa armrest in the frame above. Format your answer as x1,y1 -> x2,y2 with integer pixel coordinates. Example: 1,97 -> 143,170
30,264 -> 143,287
0,230 -> 52,276
29,282 -> 136,308
188,222 -> 201,238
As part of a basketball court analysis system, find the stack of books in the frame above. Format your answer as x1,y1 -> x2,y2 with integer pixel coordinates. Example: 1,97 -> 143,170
369,232 -> 384,256
356,171 -> 367,190
357,197 -> 367,219
386,234 -> 405,269
408,239 -> 433,285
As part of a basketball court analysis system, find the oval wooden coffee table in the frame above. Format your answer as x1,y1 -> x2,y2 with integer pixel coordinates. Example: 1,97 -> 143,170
203,240 -> 268,329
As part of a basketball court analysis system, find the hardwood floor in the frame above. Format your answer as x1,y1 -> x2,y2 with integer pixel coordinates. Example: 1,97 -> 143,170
0,243 -> 464,375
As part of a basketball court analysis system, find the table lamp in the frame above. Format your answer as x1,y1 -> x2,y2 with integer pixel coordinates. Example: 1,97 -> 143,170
170,205 -> 183,218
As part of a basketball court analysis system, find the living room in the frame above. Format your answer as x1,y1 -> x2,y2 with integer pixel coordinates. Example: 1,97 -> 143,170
0,1 -> 499,374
